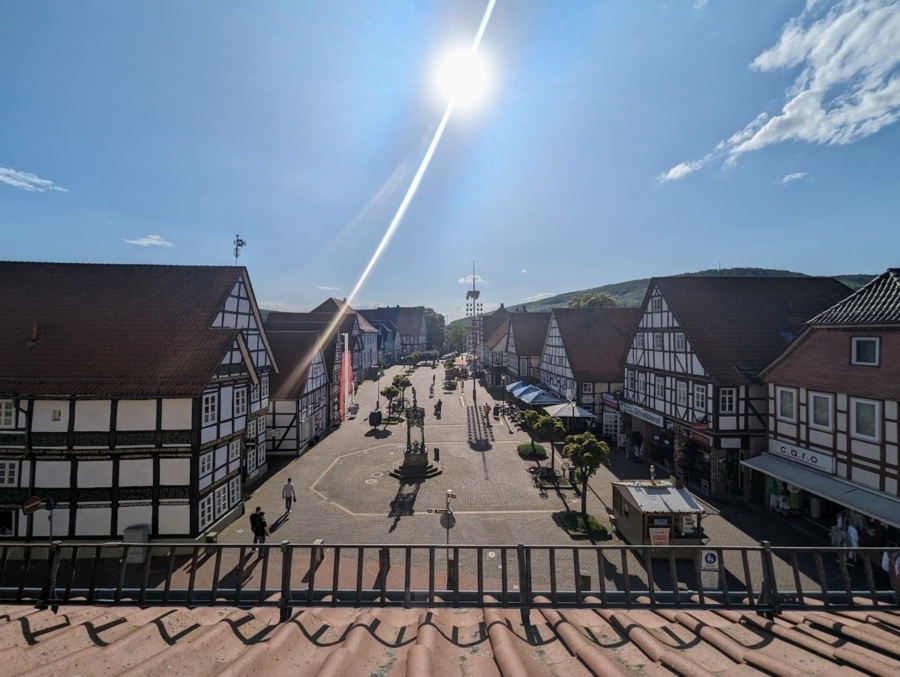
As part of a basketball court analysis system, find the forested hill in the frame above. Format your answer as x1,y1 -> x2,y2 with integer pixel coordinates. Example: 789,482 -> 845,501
459,268 -> 875,322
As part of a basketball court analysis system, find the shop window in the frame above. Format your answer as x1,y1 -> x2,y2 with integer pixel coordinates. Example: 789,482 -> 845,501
809,392 -> 833,430
777,387 -> 796,422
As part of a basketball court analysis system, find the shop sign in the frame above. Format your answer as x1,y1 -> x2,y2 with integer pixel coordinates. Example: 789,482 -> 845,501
581,395 -> 595,405
768,438 -> 834,474
622,403 -> 664,428
601,393 -> 619,409
649,528 -> 670,547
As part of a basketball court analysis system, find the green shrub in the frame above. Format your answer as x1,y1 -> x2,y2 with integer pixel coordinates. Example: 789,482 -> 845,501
560,512 -> 608,536
517,444 -> 547,459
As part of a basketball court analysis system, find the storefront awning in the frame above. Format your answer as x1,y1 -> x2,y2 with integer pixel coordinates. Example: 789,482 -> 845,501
505,380 -> 525,393
741,453 -> 900,529
543,403 -> 595,418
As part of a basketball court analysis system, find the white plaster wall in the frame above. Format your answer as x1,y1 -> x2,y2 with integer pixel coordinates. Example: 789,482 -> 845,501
158,504 -> 190,535
214,445 -> 227,468
31,509 -> 70,538
201,426 -> 216,444
117,504 -> 153,536
117,400 -> 156,430
34,460 -> 71,488
77,460 -> 113,488
850,439 -> 881,461
214,467 -> 227,483
32,400 -> 69,432
852,466 -> 880,491
224,294 -> 238,312
19,460 -> 31,487
199,474 -> 212,491
76,507 -> 112,536
74,400 -> 112,431
159,458 -> 190,485
220,386 -> 234,420
808,429 -> 832,449
119,458 -> 154,486
162,399 -> 192,430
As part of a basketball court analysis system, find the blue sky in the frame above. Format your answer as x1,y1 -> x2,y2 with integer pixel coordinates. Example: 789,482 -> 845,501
2,0 -> 899,321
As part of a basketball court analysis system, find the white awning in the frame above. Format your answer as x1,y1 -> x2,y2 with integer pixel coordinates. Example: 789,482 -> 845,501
741,453 -> 900,529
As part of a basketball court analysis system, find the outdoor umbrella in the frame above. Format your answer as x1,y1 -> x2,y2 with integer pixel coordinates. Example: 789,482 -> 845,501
519,389 -> 565,405
543,402 -> 595,418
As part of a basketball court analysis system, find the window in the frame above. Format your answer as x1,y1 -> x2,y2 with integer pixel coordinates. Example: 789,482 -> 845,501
676,381 -> 687,406
228,439 -> 241,462
247,419 -> 256,439
229,477 -> 241,506
202,393 -> 217,425
651,296 -> 662,312
199,452 -> 213,476
675,333 -> 685,351
247,448 -> 257,473
777,387 -> 796,422
257,446 -> 266,467
653,333 -> 663,350
0,400 -> 13,428
627,370 -> 635,392
214,484 -> 228,517
809,392 -> 833,430
638,372 -> 646,394
0,461 -> 17,486
251,384 -> 260,401
234,388 -> 247,416
694,385 -> 706,412
199,494 -> 214,530
261,375 -> 269,399
636,333 -> 645,349
851,337 -> 879,366
655,376 -> 665,399
719,388 -> 736,414
582,382 -> 593,394
258,418 -> 265,438
851,398 -> 880,441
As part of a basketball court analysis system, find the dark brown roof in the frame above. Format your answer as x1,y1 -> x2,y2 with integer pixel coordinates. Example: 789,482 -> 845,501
310,297 -> 378,333
0,261 -> 250,397
508,312 -> 550,356
6,599 -> 900,675
484,317 -> 510,351
808,269 -> 900,325
482,308 -> 509,342
651,277 -> 851,385
359,306 -> 425,338
267,331 -> 325,399
553,307 -> 642,382
763,327 -> 900,400
265,313 -> 346,377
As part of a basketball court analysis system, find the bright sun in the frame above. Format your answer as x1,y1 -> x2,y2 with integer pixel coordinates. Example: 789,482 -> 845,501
435,48 -> 489,108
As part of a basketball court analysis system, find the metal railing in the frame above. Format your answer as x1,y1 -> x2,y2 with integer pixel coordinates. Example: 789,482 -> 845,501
1,541 -> 897,622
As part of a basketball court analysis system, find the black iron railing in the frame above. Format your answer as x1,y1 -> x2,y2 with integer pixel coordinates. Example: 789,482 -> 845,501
1,541 -> 897,622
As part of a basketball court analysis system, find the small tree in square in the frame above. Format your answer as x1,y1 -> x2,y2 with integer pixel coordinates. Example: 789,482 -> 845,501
380,385 -> 400,424
392,374 -> 412,404
563,431 -> 611,518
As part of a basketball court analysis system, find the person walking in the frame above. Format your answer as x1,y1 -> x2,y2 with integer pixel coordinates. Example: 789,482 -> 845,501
249,506 -> 263,551
253,510 -> 270,556
282,478 -> 297,513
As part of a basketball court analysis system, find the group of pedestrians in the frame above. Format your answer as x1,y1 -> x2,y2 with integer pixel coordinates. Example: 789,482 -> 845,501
248,477 -> 298,554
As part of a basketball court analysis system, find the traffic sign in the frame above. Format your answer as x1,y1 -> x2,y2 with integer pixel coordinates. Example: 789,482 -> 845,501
701,550 -> 718,569
22,496 -> 41,515
440,513 -> 456,530
428,508 -> 450,514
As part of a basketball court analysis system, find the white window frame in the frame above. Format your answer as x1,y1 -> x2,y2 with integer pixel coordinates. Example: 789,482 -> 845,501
651,296 -> 662,312
776,387 -> 797,422
234,388 -> 247,416
676,381 -> 687,406
229,477 -> 241,507
202,393 -> 217,425
261,375 -> 269,399
199,451 -> 213,476
675,333 -> 685,352
653,333 -> 663,350
214,484 -> 228,517
258,418 -> 266,438
850,398 -> 880,442
0,400 -> 14,428
251,383 -> 260,401
199,494 -> 214,530
228,439 -> 241,462
694,384 -> 706,413
638,372 -> 646,394
627,370 -> 635,392
247,419 -> 257,439
851,337 -> 880,366
655,376 -> 664,399
636,333 -> 645,349
719,388 -> 736,414
0,461 -> 17,486
256,446 -> 266,467
582,382 -> 593,394
809,392 -> 833,431
247,448 -> 257,473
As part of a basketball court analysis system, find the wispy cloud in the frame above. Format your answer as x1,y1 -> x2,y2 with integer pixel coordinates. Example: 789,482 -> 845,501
693,0 -> 710,9
124,234 -> 174,247
317,285 -> 341,291
260,300 -> 310,313
0,165 -> 68,192
781,171 -> 809,184
525,292 -> 556,302
661,0 -> 900,182
458,274 -> 488,284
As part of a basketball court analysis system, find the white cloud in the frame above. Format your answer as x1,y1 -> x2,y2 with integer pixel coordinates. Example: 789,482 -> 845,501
458,274 -> 488,284
661,0 -> 900,180
521,269 -> 527,274
0,165 -> 68,192
525,292 -> 556,302
317,285 -> 341,290
781,171 -> 809,183
124,234 -> 174,247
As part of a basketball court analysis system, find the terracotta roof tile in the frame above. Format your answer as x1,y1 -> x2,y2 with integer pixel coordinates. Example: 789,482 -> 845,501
552,308 -> 642,382
0,261 -> 248,397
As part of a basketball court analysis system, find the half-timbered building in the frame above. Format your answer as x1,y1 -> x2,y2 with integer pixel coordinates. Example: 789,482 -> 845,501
621,276 -> 850,500
359,307 -> 427,357
539,307 -> 641,433
483,316 -> 510,388
0,262 -> 276,540
266,332 -> 330,457
753,269 -> 900,538
503,312 -> 551,383
311,298 -> 378,383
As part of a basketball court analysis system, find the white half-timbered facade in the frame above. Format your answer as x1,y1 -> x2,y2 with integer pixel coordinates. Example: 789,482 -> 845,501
0,262 -> 277,541
621,277 -> 850,500
502,313 -> 550,382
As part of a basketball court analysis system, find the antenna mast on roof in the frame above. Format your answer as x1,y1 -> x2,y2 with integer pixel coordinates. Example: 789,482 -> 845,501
233,234 -> 246,266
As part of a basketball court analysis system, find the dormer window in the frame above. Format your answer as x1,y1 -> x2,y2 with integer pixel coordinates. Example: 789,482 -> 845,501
651,296 -> 662,312
851,337 -> 879,366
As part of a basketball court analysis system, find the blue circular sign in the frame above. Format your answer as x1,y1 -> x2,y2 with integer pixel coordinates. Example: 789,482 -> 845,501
704,552 -> 717,565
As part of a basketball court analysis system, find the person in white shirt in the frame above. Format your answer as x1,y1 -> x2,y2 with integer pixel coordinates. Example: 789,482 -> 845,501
282,478 -> 297,513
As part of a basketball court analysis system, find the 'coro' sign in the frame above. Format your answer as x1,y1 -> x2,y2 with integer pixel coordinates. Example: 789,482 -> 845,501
768,438 -> 834,474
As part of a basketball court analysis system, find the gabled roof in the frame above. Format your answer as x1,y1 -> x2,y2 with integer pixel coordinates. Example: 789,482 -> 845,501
482,305 -> 510,341
552,307 -> 641,382
649,277 -> 851,384
267,332 -> 325,399
0,261 -> 251,397
359,306 -> 425,337
484,317 -> 510,351
508,312 -> 550,356
807,269 -> 900,325
310,297 -> 376,333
